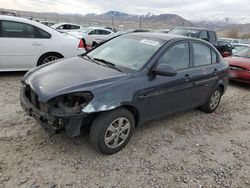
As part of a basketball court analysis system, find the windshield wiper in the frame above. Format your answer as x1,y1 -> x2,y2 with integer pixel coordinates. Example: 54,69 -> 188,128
81,54 -> 102,65
93,58 -> 123,72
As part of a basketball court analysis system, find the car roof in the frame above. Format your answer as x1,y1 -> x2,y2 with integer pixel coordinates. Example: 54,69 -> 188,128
51,22 -> 82,28
125,32 -> 204,42
87,26 -> 113,31
173,27 -> 214,32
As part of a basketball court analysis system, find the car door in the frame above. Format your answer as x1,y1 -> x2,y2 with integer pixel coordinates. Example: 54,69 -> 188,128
99,29 -> 112,40
0,20 -> 3,69
144,42 -> 194,120
189,42 -> 220,107
86,29 -> 98,45
0,20 -> 45,70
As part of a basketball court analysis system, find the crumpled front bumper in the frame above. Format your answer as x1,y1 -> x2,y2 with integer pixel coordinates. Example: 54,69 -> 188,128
20,84 -> 87,137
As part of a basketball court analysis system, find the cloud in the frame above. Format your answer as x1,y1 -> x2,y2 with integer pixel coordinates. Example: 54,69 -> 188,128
0,0 -> 250,21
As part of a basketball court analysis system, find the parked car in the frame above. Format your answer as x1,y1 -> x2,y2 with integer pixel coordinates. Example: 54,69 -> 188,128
153,29 -> 170,33
51,23 -> 85,33
105,26 -> 117,32
169,27 -> 232,57
0,16 -> 85,71
39,21 -> 55,27
67,27 -> 114,46
20,33 -> 229,154
232,44 -> 250,54
219,38 -> 245,47
224,47 -> 250,83
91,29 -> 151,48
0,11 -> 17,16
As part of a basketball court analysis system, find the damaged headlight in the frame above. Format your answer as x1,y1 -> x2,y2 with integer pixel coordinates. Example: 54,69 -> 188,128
50,92 -> 93,115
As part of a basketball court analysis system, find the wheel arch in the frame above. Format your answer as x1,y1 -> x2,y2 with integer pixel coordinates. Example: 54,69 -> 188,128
218,84 -> 225,94
37,52 -> 64,66
121,105 -> 140,127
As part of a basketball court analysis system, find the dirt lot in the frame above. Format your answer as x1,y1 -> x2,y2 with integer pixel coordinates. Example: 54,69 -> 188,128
0,72 -> 250,188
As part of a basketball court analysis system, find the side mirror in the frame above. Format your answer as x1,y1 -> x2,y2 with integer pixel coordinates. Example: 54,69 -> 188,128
152,64 -> 177,77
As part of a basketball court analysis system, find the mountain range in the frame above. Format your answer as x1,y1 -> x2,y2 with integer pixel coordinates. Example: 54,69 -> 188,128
1,8 -> 250,34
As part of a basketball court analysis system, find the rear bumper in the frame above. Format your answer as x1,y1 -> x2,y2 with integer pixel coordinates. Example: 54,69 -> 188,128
20,85 -> 87,137
229,70 -> 250,84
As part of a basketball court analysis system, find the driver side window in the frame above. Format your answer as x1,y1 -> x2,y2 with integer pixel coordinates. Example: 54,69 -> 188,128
158,43 -> 190,70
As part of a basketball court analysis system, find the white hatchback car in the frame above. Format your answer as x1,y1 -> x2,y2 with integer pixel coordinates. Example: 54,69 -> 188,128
0,16 -> 85,71
67,27 -> 114,46
51,23 -> 85,33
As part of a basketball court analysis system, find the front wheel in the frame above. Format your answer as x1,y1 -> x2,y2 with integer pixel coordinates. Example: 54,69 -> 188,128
90,108 -> 135,155
200,87 -> 222,113
37,53 -> 63,66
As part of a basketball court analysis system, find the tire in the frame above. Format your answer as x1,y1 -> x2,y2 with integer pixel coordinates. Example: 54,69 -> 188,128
90,108 -> 135,155
37,53 -> 63,66
200,87 -> 222,113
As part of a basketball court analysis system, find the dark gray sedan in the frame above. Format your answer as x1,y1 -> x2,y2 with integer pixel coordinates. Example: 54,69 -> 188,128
20,33 -> 229,154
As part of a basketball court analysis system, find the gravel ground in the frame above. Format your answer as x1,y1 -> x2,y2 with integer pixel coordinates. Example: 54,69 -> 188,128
0,72 -> 250,188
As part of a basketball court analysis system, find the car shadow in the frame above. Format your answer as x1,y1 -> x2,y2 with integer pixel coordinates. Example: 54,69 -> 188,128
229,80 -> 250,90
0,71 -> 27,77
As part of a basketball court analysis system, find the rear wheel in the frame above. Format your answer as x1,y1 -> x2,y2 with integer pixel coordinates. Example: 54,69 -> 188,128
200,87 -> 222,113
37,53 -> 63,66
90,108 -> 135,155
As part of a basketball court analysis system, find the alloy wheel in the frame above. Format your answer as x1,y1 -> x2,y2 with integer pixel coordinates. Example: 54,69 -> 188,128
42,56 -> 59,64
210,90 -> 221,110
104,117 -> 131,149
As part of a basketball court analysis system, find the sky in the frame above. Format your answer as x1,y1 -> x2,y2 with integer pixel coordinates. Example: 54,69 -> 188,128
0,0 -> 250,21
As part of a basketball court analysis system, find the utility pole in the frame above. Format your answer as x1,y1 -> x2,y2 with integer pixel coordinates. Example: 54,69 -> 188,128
112,16 -> 114,27
139,16 -> 142,28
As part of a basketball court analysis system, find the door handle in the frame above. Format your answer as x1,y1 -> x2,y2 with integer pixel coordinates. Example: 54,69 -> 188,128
213,68 -> 219,75
32,42 -> 42,46
184,74 -> 192,81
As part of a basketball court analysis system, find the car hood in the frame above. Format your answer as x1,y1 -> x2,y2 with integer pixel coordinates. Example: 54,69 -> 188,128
224,56 -> 250,70
24,57 -> 131,102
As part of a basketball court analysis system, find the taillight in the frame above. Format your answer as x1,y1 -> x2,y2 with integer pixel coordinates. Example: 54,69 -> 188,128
78,39 -> 85,49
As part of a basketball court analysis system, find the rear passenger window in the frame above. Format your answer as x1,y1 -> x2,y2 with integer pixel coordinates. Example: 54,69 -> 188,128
101,30 -> 111,35
71,25 -> 80,29
158,43 -> 190,70
193,43 -> 212,67
35,28 -> 51,38
1,21 -> 35,38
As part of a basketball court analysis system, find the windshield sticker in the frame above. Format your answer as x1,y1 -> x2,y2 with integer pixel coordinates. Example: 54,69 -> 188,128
140,39 -> 159,46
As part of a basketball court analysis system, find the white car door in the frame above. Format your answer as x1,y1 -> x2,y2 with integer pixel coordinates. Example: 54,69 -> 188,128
85,29 -> 98,45
0,20 -> 45,70
85,29 -> 112,46
99,29 -> 112,41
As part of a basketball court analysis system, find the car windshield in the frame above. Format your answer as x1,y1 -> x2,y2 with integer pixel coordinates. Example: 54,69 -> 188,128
169,28 -> 200,38
87,35 -> 164,72
233,47 -> 250,58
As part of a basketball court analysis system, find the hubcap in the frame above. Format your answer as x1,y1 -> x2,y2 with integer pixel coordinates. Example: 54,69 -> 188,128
210,90 -> 221,110
42,56 -> 59,64
104,117 -> 131,149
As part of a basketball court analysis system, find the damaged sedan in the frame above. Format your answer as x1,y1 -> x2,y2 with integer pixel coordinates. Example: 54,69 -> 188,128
20,33 -> 229,154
